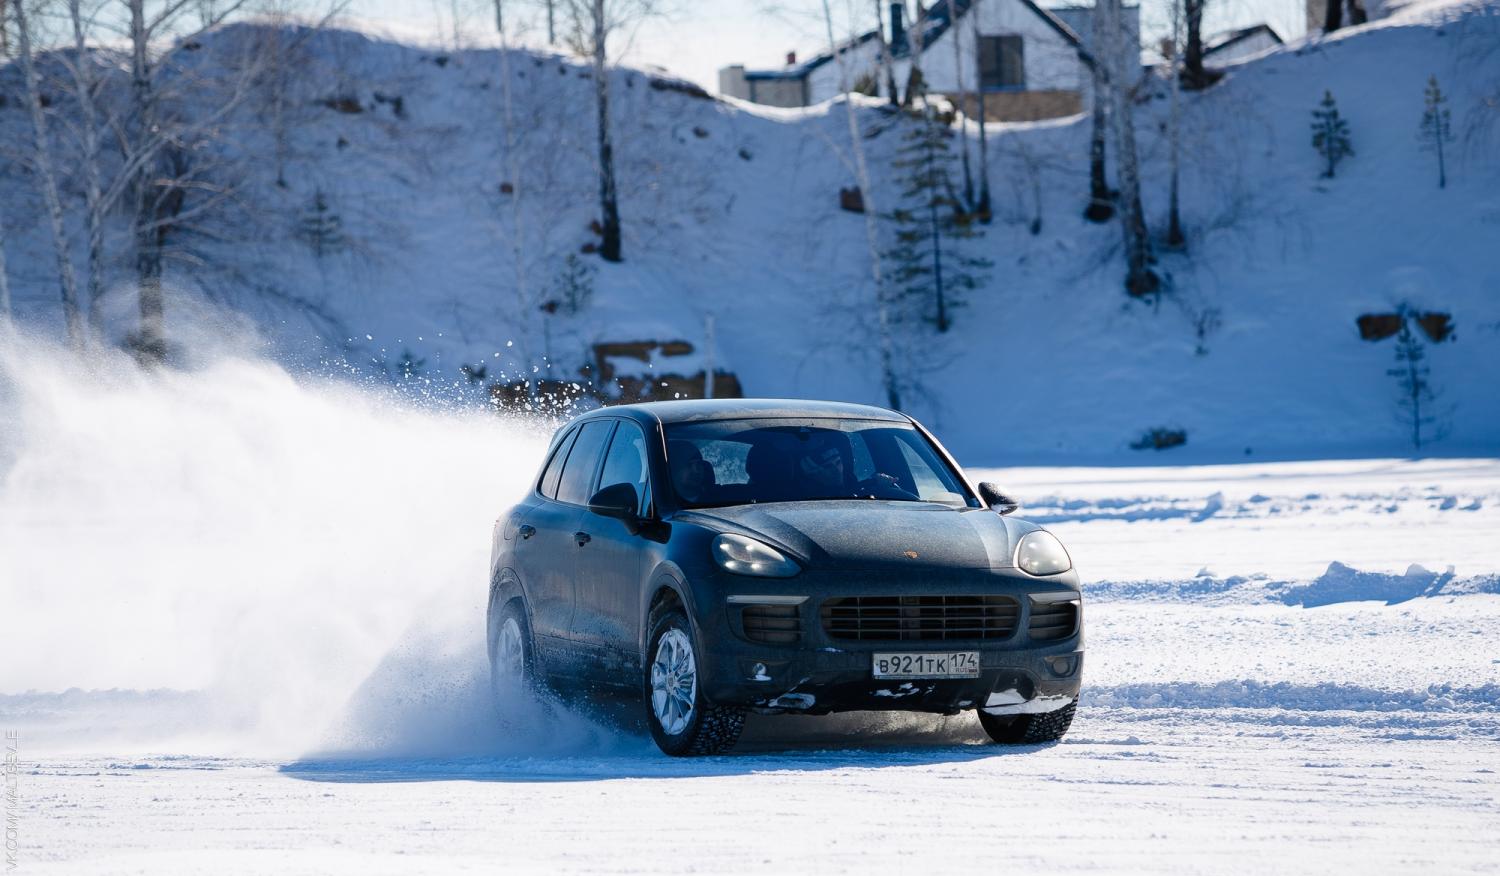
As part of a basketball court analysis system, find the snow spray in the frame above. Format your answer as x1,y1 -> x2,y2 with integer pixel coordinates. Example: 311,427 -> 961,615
0,332 -> 618,758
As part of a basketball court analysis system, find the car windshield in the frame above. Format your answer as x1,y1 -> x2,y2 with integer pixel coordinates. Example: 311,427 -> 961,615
663,418 -> 978,509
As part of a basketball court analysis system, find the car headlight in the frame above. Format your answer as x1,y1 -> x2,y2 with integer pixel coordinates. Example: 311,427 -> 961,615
1015,530 -> 1072,576
712,533 -> 800,578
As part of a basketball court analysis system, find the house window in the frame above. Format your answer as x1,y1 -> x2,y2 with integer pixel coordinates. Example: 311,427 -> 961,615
978,35 -> 1025,89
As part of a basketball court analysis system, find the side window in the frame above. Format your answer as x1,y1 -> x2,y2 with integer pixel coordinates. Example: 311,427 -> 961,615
597,421 -> 651,515
538,428 -> 577,498
555,420 -> 614,505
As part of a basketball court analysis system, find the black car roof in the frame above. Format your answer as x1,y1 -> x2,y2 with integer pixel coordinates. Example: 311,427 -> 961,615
573,398 -> 910,426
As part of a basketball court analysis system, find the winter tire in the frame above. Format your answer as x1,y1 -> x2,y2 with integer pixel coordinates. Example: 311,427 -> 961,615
977,697 -> 1077,744
489,598 -> 540,705
644,608 -> 744,756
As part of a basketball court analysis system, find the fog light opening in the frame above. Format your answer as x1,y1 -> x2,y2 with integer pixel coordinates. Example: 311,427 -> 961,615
1046,655 -> 1079,678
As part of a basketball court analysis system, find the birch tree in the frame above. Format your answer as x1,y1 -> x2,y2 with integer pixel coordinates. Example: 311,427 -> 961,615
1096,0 -> 1158,296
62,0 -> 109,331
0,197 -> 12,333
0,1 -> 11,333
12,0 -> 85,348
119,0 -> 257,360
496,0 -> 537,386
949,6 -> 974,210
872,0 -> 897,103
969,4 -> 990,221
821,0 -> 899,409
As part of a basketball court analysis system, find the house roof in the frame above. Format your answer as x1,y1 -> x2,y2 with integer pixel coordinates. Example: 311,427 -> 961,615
894,0 -> 1083,58
1205,23 -> 1284,56
739,0 -> 1085,82
743,30 -> 882,81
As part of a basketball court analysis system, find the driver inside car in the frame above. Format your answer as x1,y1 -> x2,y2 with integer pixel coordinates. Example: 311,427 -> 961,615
796,431 -> 850,494
667,440 -> 715,504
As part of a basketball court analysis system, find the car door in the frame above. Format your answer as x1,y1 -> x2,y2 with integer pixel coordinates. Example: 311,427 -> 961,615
517,420 -> 612,677
572,420 -> 651,685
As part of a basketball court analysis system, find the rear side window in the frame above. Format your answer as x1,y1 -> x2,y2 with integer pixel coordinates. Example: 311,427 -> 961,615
538,428 -> 578,498
597,421 -> 651,515
555,420 -> 614,505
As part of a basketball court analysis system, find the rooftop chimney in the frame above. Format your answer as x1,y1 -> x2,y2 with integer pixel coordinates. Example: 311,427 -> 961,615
786,51 -> 797,65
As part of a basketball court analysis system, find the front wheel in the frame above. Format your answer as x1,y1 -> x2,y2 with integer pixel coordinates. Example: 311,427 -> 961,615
644,609 -> 744,756
977,697 -> 1077,744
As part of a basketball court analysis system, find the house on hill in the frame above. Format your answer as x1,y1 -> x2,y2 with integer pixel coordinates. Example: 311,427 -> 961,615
1204,23 -> 1284,66
718,0 -> 1140,122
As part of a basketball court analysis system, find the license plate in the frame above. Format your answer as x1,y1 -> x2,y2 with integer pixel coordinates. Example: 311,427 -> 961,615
872,651 -> 980,679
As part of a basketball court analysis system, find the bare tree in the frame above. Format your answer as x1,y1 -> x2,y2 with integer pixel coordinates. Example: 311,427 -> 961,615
62,0 -> 109,332
948,3 -> 973,211
1083,63 -> 1113,222
562,0 -> 658,263
872,0 -> 897,103
12,0 -> 85,348
0,195 -> 12,332
119,0 -> 258,360
496,0 -> 537,382
901,0 -> 929,106
821,0 -> 899,409
0,0 -> 11,333
969,4 -> 990,221
1165,0 -> 1185,248
1096,0 -> 1158,296
1180,0 -> 1211,89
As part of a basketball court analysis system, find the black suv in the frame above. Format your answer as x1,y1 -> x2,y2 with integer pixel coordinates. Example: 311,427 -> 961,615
488,399 -> 1083,756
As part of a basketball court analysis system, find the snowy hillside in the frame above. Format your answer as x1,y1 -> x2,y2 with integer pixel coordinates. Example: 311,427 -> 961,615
1,0 -> 1498,461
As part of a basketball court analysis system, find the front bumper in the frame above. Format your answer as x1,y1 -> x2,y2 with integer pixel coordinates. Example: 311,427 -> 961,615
691,569 -> 1084,716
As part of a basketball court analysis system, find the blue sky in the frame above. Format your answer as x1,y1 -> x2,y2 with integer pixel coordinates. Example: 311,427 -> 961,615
354,0 -> 1311,89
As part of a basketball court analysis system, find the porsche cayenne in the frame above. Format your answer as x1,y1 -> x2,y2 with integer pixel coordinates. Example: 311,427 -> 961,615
487,399 -> 1082,756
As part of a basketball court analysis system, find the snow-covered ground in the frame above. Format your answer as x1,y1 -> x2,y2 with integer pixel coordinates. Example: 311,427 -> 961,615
2,341 -> 1496,872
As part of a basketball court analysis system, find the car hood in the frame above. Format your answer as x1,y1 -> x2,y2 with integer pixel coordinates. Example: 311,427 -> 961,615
676,500 -> 1031,572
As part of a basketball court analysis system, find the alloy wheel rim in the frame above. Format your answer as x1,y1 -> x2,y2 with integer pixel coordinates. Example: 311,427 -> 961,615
496,617 -> 525,686
650,628 -> 697,736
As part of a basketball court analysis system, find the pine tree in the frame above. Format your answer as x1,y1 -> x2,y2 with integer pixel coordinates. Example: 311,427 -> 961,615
884,115 -> 992,333
1418,75 -> 1454,189
551,253 -> 596,316
300,189 -> 344,257
1311,90 -> 1353,178
1387,312 -> 1436,450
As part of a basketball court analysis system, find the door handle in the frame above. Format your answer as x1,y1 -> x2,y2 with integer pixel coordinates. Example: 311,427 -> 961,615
518,524 -> 536,540
574,531 -> 592,546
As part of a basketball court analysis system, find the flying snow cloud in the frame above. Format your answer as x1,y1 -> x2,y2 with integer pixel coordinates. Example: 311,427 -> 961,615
0,328 -> 615,757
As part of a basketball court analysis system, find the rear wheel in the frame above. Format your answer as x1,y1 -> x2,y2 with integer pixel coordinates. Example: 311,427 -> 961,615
644,609 -> 744,756
489,599 -> 539,705
977,698 -> 1077,744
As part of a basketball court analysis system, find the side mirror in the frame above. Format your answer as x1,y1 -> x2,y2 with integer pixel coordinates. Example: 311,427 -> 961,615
978,482 -> 1019,516
588,483 -> 641,529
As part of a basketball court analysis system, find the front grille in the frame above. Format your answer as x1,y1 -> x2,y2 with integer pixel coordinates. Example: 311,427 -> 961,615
819,595 -> 1020,641
1028,600 -> 1079,641
741,603 -> 802,644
